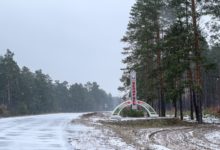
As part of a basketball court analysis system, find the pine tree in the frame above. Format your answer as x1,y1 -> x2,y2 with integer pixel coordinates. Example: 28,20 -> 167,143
120,0 -> 169,116
1,50 -> 21,112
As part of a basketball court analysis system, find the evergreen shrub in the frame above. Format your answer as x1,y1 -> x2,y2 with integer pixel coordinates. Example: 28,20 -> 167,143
121,108 -> 144,117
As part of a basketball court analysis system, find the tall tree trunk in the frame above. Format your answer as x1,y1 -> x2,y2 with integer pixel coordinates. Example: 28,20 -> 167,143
177,78 -> 183,120
191,0 -> 203,124
174,99 -> 177,118
185,0 -> 195,120
187,69 -> 194,120
156,19 -> 166,117
160,81 -> 165,117
158,87 -> 161,115
192,88 -> 199,121
179,92 -> 183,120
7,80 -> 11,105
190,88 -> 194,120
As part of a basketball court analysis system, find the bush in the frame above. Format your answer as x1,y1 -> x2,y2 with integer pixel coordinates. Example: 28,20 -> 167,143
214,106 -> 220,117
121,108 -> 144,117
204,106 -> 220,117
0,104 -> 10,116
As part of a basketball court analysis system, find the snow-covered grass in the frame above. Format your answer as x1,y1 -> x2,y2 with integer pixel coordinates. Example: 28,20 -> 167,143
66,123 -> 135,150
149,144 -> 172,150
205,131 -> 220,144
183,114 -> 220,124
101,113 -> 220,150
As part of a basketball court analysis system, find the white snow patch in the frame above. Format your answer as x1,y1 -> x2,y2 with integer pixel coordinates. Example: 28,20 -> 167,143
184,114 -> 220,124
188,131 -> 193,136
205,131 -> 220,144
66,123 -> 135,150
149,144 -> 171,150
203,115 -> 220,124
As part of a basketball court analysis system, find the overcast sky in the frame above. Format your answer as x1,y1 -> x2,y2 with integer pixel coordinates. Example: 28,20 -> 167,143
0,0 -> 135,96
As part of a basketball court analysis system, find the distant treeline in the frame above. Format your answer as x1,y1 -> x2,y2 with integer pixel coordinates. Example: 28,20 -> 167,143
0,50 -> 118,116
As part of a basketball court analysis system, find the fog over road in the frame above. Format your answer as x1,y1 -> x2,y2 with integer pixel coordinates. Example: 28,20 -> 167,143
0,113 -> 82,150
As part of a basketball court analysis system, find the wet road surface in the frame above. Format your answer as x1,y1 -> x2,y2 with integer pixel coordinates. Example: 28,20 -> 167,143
0,113 -> 81,150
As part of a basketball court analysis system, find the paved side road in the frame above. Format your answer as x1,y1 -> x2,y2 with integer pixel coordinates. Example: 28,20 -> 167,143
0,113 -> 82,150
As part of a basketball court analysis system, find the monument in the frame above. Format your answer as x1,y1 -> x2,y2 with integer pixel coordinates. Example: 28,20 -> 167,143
112,70 -> 158,117
130,70 -> 137,110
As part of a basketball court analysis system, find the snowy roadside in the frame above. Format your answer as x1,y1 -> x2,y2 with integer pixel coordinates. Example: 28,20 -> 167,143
67,112 -> 135,150
1,112 -> 219,150
68,112 -> 220,150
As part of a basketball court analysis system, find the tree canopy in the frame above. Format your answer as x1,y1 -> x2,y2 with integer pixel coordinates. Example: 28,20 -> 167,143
120,0 -> 220,123
0,50 -> 116,116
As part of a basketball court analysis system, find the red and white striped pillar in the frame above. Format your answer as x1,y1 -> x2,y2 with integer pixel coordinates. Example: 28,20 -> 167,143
130,70 -> 137,110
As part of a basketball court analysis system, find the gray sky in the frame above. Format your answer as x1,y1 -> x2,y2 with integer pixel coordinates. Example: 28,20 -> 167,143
0,0 -> 135,96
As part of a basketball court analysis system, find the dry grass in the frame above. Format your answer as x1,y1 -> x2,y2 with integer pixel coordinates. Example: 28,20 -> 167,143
100,118 -> 195,128
81,112 -> 98,118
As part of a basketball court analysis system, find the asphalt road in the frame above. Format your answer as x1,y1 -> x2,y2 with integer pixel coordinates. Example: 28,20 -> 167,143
0,113 -> 81,150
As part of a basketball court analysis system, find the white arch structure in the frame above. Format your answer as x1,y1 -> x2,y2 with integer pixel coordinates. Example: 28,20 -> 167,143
112,100 -> 158,117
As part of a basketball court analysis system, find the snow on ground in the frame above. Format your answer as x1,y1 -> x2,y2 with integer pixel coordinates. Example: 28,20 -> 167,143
143,126 -> 220,150
183,114 -> 220,124
66,123 -> 135,150
0,112 -> 220,150
67,112 -> 135,150
102,113 -> 220,150
203,115 -> 220,124
205,131 -> 220,144
0,113 -> 135,150
0,113 -> 82,150
148,144 -> 171,150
